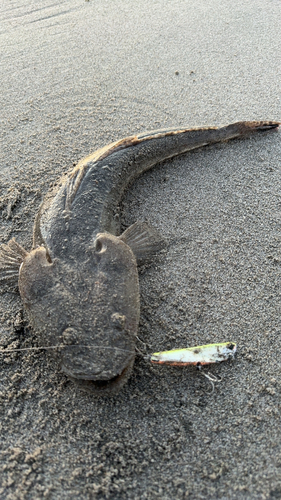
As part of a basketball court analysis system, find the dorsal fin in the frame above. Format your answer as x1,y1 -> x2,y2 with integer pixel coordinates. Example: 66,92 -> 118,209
65,136 -> 140,210
0,238 -> 28,284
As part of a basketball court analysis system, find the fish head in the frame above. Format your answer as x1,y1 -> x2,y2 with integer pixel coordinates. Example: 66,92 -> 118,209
18,234 -> 140,395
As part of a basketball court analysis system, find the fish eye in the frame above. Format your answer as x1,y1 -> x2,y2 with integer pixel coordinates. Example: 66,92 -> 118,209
94,238 -> 106,254
45,249 -> 52,263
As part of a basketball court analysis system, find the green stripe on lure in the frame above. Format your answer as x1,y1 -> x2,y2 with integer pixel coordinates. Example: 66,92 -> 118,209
150,342 -> 237,366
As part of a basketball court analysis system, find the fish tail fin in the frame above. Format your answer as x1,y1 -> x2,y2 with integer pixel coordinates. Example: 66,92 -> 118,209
233,120 -> 280,135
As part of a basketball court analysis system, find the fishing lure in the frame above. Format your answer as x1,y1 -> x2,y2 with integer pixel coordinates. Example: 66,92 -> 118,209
150,342 -> 237,366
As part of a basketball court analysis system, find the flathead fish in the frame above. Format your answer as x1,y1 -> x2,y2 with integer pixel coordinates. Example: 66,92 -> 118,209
0,121 -> 279,395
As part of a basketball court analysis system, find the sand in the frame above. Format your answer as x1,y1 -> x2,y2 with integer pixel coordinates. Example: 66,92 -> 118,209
1,0 -> 281,498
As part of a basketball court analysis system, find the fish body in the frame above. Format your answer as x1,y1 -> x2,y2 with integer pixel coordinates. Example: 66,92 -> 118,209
0,121 -> 279,395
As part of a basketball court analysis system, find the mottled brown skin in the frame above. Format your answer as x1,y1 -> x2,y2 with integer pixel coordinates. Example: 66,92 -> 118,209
0,121 -> 279,395
18,235 -> 139,395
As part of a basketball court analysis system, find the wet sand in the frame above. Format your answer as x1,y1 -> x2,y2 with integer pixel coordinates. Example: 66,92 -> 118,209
1,1 -> 281,498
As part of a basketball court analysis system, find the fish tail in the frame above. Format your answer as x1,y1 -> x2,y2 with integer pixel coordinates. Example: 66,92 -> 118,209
229,120 -> 280,135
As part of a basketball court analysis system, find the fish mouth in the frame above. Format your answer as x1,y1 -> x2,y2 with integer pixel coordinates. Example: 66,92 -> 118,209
60,345 -> 135,395
68,358 -> 135,396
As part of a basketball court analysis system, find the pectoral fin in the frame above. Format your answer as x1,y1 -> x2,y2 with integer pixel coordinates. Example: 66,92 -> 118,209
0,238 -> 28,285
119,221 -> 166,263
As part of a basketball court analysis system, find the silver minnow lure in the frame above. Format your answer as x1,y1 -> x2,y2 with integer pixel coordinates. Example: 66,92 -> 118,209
150,342 -> 237,366
0,121 -> 279,395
